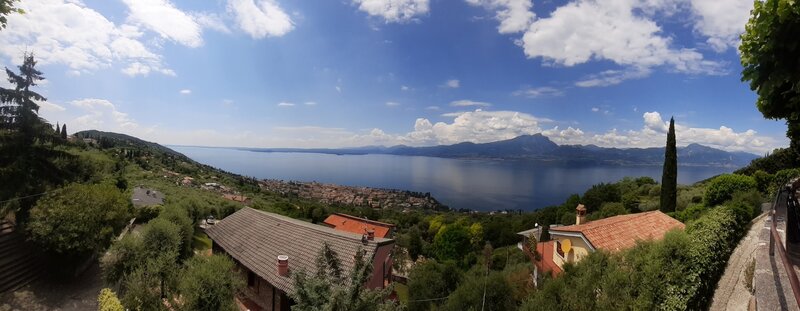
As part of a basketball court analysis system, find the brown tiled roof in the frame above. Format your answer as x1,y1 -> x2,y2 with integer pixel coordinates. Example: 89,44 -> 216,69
322,213 -> 395,238
548,211 -> 684,252
206,207 -> 394,294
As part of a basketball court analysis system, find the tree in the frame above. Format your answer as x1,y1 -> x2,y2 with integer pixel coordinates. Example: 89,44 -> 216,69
121,261 -> 168,311
0,0 -> 22,30
61,123 -> 67,139
407,260 -> 461,311
178,255 -> 243,311
0,53 -> 47,147
98,288 -> 125,311
101,234 -> 144,285
290,243 -> 400,311
157,205 -> 194,260
581,183 -> 621,212
27,183 -> 131,257
741,0 -> 800,155
443,270 -> 515,311
432,224 -> 471,262
140,219 -> 182,298
660,117 -> 677,212
407,228 -> 423,261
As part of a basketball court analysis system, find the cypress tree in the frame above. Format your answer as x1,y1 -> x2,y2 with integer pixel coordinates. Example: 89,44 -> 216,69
61,123 -> 66,139
660,117 -> 677,212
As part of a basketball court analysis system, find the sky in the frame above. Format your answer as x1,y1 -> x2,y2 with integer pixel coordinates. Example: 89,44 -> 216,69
0,0 -> 789,154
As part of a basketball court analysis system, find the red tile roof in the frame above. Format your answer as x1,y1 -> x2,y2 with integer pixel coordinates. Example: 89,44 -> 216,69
549,211 -> 684,252
322,213 -> 395,238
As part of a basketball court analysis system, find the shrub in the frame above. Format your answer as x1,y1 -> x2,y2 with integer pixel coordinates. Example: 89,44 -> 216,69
752,170 -> 774,194
408,260 -> 461,311
98,288 -> 124,311
704,174 -> 757,206
158,205 -> 195,260
178,255 -> 242,311
672,204 -> 707,223
771,168 -> 800,194
136,204 -> 161,222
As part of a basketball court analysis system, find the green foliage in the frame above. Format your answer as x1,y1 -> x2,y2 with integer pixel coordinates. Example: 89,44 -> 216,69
97,288 -> 125,311
661,117 -> 677,212
672,203 -> 707,223
136,204 -> 161,223
27,183 -> 131,256
752,170 -> 774,194
290,243 -> 400,311
158,205 -> 195,260
443,269 -> 516,311
588,202 -> 627,221
0,0 -> 22,29
101,234 -> 143,284
704,174 -> 757,206
740,0 -> 800,153
736,148 -> 800,175
581,183 -> 620,212
521,203 -> 756,311
407,260 -> 461,311
178,255 -> 242,311
121,260 -> 168,311
433,224 -> 472,262
771,168 -> 800,194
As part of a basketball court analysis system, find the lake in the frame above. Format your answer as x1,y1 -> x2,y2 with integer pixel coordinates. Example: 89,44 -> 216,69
171,146 -> 736,212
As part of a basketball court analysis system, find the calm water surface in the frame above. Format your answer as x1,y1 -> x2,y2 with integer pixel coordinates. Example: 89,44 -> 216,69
171,146 -> 735,212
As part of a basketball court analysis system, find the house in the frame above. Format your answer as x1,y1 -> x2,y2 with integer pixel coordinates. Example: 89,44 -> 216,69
521,204 -> 684,277
205,207 -> 395,311
322,213 -> 396,238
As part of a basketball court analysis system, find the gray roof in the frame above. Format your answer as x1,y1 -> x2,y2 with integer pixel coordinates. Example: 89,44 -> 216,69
517,227 -> 542,240
206,207 -> 394,294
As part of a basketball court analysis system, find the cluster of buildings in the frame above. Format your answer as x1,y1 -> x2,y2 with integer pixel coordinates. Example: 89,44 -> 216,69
259,179 -> 443,210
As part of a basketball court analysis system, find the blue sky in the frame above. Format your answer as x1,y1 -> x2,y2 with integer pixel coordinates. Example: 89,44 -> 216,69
0,0 -> 788,153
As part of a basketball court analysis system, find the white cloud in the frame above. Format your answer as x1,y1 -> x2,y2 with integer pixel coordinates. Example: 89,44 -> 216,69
304,101 -> 317,106
466,0 -> 535,34
277,102 -> 295,107
450,100 -> 491,107
386,101 -> 401,107
575,67 -> 652,87
688,0 -> 753,52
121,0 -> 203,47
227,0 -> 294,39
591,107 -> 600,112
37,100 -> 66,112
352,0 -> 430,23
401,85 -> 410,91
443,79 -> 460,88
68,98 -> 140,130
0,0 -> 173,76
179,89 -> 191,95
425,105 -> 440,110
192,12 -> 231,34
513,86 -> 563,98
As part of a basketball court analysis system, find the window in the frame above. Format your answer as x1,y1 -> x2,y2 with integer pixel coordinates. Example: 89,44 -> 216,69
555,241 -> 565,259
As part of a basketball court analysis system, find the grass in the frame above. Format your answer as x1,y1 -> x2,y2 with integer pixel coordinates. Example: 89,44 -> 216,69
193,230 -> 212,251
394,282 -> 409,304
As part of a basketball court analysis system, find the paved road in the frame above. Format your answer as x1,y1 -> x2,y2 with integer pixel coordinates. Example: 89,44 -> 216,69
709,213 -> 767,311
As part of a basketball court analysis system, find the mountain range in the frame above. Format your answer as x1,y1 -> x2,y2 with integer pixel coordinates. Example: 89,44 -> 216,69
238,134 -> 760,167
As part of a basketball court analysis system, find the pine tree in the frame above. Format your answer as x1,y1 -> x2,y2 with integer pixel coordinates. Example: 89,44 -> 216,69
61,123 -> 66,139
0,52 -> 47,148
660,117 -> 677,212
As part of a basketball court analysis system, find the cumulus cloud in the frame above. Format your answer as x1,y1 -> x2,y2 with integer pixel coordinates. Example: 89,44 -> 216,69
121,0 -> 203,47
688,0 -> 753,52
228,0 -> 294,39
37,100 -> 66,112
352,0 -> 430,23
465,0 -> 535,33
0,0 -> 173,76
69,98 -> 140,130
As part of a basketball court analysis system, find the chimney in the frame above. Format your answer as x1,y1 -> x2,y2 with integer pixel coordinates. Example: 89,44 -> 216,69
575,204 -> 587,225
366,229 -> 375,241
277,255 -> 289,277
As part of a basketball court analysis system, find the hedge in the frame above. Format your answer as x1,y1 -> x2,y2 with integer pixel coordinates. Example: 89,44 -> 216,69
704,174 -> 757,206
521,203 -> 754,311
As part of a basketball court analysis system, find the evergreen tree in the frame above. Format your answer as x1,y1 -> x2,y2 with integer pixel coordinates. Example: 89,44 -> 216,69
61,123 -> 66,139
660,117 -> 677,212
55,122 -> 59,135
0,53 -> 47,148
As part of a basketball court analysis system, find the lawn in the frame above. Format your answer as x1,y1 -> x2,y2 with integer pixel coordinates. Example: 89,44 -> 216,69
193,230 -> 212,251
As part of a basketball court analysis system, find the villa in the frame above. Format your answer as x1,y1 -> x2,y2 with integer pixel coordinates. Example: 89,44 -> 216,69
205,207 -> 395,311
521,204 -> 684,278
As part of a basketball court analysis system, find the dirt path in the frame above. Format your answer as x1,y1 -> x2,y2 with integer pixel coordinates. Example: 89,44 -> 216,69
709,213 -> 767,311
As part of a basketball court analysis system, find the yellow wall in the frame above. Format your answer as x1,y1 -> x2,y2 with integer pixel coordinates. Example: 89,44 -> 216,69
550,233 -> 593,269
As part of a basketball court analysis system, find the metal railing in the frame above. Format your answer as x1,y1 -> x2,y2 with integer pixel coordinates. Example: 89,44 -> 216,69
769,184 -> 800,307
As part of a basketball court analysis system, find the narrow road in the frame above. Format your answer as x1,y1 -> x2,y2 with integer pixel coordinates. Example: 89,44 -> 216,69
709,213 -> 767,311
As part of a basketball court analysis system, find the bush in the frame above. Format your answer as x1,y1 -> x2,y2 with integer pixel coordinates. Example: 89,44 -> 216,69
704,174 -> 757,206
27,183 -> 132,256
752,170 -> 774,194
136,205 -> 161,222
158,205 -> 195,260
178,255 -> 242,311
408,260 -> 461,311
771,168 -> 800,194
443,269 -> 515,311
98,288 -> 124,311
433,224 -> 472,262
672,204 -> 707,223
581,183 -> 621,212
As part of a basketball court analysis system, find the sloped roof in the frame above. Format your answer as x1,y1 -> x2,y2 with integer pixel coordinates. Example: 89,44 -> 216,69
322,213 -> 395,238
206,207 -> 393,294
548,211 -> 684,252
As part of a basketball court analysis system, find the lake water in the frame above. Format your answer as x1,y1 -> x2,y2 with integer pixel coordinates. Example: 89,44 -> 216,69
171,146 -> 736,212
